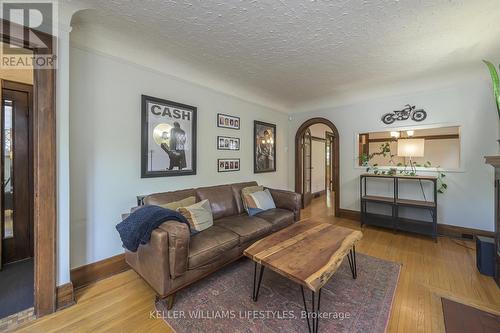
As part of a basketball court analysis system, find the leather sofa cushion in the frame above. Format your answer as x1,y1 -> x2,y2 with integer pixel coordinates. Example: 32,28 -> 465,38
215,215 -> 272,244
255,208 -> 294,231
160,196 -> 196,210
144,189 -> 196,206
231,181 -> 258,214
188,226 -> 239,269
196,185 -> 238,220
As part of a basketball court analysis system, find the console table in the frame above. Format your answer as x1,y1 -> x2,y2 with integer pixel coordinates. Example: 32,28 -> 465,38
360,173 -> 438,241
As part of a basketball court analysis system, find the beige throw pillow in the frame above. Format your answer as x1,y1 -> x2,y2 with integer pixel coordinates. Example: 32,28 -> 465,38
243,189 -> 276,216
241,185 -> 264,213
177,199 -> 213,232
160,196 -> 196,210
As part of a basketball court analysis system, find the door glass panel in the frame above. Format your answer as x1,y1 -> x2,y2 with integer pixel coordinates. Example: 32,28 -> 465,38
303,130 -> 311,193
3,99 -> 13,239
326,138 -> 331,190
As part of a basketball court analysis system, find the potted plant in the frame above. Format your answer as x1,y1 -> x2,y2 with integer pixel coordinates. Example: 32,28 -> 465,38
483,60 -> 500,119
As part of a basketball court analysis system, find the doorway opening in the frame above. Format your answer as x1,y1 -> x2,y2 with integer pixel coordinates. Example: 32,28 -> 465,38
0,19 -> 57,321
295,118 -> 339,216
0,77 -> 35,320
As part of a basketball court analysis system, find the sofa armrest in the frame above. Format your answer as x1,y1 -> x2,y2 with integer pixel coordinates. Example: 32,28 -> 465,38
159,221 -> 190,279
266,188 -> 302,221
125,220 -> 190,297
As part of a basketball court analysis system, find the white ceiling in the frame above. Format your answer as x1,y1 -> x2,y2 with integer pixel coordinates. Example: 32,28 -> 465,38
74,0 -> 500,110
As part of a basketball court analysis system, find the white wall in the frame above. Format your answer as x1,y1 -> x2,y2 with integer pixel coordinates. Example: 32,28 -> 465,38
309,123 -> 330,194
309,123 -> 331,139
289,69 -> 498,231
69,46 -> 290,269
311,140 -> 326,194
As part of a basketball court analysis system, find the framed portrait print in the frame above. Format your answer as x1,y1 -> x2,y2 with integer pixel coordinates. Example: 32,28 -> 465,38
217,113 -> 240,130
218,158 -> 240,172
217,136 -> 240,151
254,121 -> 276,173
141,95 -> 197,178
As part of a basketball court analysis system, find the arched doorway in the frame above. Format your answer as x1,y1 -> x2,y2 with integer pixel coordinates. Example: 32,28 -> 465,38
295,118 -> 340,217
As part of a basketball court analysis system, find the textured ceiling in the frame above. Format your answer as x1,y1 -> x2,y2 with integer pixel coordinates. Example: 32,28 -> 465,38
74,0 -> 500,109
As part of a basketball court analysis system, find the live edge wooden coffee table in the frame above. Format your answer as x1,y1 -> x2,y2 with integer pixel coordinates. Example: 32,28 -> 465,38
244,219 -> 363,333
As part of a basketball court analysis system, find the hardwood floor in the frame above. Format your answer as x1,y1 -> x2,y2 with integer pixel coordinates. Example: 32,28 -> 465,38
15,193 -> 500,332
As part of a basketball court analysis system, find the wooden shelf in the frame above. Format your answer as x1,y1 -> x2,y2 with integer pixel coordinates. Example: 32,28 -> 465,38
361,173 -> 438,181
362,195 -> 394,204
397,198 -> 436,208
360,173 -> 437,240
362,196 -> 436,208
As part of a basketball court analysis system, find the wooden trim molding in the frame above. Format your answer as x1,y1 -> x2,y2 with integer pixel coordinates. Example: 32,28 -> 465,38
295,118 -> 340,217
312,190 -> 326,198
339,209 -> 361,221
1,19 -> 57,317
311,136 -> 326,142
70,254 -> 130,290
56,283 -> 75,310
367,134 -> 459,143
437,224 -> 495,239
339,208 -> 495,239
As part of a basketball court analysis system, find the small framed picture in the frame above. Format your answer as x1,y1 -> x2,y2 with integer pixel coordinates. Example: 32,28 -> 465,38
217,136 -> 240,150
217,113 -> 240,130
218,158 -> 240,172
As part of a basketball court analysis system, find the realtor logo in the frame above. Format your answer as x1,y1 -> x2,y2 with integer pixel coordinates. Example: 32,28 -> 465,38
0,0 -> 57,69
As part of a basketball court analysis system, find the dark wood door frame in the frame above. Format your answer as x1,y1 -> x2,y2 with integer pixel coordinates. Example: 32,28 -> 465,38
1,81 -> 34,264
325,131 -> 334,192
302,128 -> 312,207
295,118 -> 340,217
0,20 -> 57,317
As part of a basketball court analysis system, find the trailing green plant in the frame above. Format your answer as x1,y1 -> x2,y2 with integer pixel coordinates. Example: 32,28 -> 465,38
483,60 -> 500,118
360,141 -> 397,176
361,142 -> 448,193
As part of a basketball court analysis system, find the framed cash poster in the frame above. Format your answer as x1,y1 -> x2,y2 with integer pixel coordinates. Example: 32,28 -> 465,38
254,121 -> 276,173
141,95 -> 197,178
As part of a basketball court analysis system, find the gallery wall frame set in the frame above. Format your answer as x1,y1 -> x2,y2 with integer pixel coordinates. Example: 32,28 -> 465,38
217,113 -> 240,130
217,136 -> 240,151
141,95 -> 197,178
218,158 -> 240,172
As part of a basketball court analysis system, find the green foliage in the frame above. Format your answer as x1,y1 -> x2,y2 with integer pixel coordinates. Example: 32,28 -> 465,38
483,60 -> 500,118
361,144 -> 448,194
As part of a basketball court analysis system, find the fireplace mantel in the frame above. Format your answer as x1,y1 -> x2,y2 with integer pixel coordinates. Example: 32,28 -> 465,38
485,155 -> 500,287
485,155 -> 500,167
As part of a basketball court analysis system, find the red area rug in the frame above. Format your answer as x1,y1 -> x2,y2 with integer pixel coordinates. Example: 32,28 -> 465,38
156,254 -> 400,332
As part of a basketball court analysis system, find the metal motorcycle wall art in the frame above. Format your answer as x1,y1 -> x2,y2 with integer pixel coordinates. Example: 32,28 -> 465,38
381,104 -> 427,125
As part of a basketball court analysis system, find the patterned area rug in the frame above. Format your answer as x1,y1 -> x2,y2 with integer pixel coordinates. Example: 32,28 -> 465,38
156,254 -> 400,333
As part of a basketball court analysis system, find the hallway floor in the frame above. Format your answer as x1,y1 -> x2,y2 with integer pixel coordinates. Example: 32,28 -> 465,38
14,195 -> 500,332
0,258 -> 33,319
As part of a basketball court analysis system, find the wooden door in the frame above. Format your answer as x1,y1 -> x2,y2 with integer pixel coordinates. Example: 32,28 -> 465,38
302,128 -> 312,207
2,88 -> 32,264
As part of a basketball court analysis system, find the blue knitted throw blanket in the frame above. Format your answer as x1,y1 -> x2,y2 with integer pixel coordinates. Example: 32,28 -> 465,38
116,205 -> 191,252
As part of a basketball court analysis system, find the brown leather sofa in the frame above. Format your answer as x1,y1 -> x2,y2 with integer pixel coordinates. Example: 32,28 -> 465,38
125,181 -> 301,309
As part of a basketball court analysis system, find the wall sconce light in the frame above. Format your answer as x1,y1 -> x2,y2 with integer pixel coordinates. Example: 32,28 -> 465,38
406,130 -> 415,137
390,131 -> 400,138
